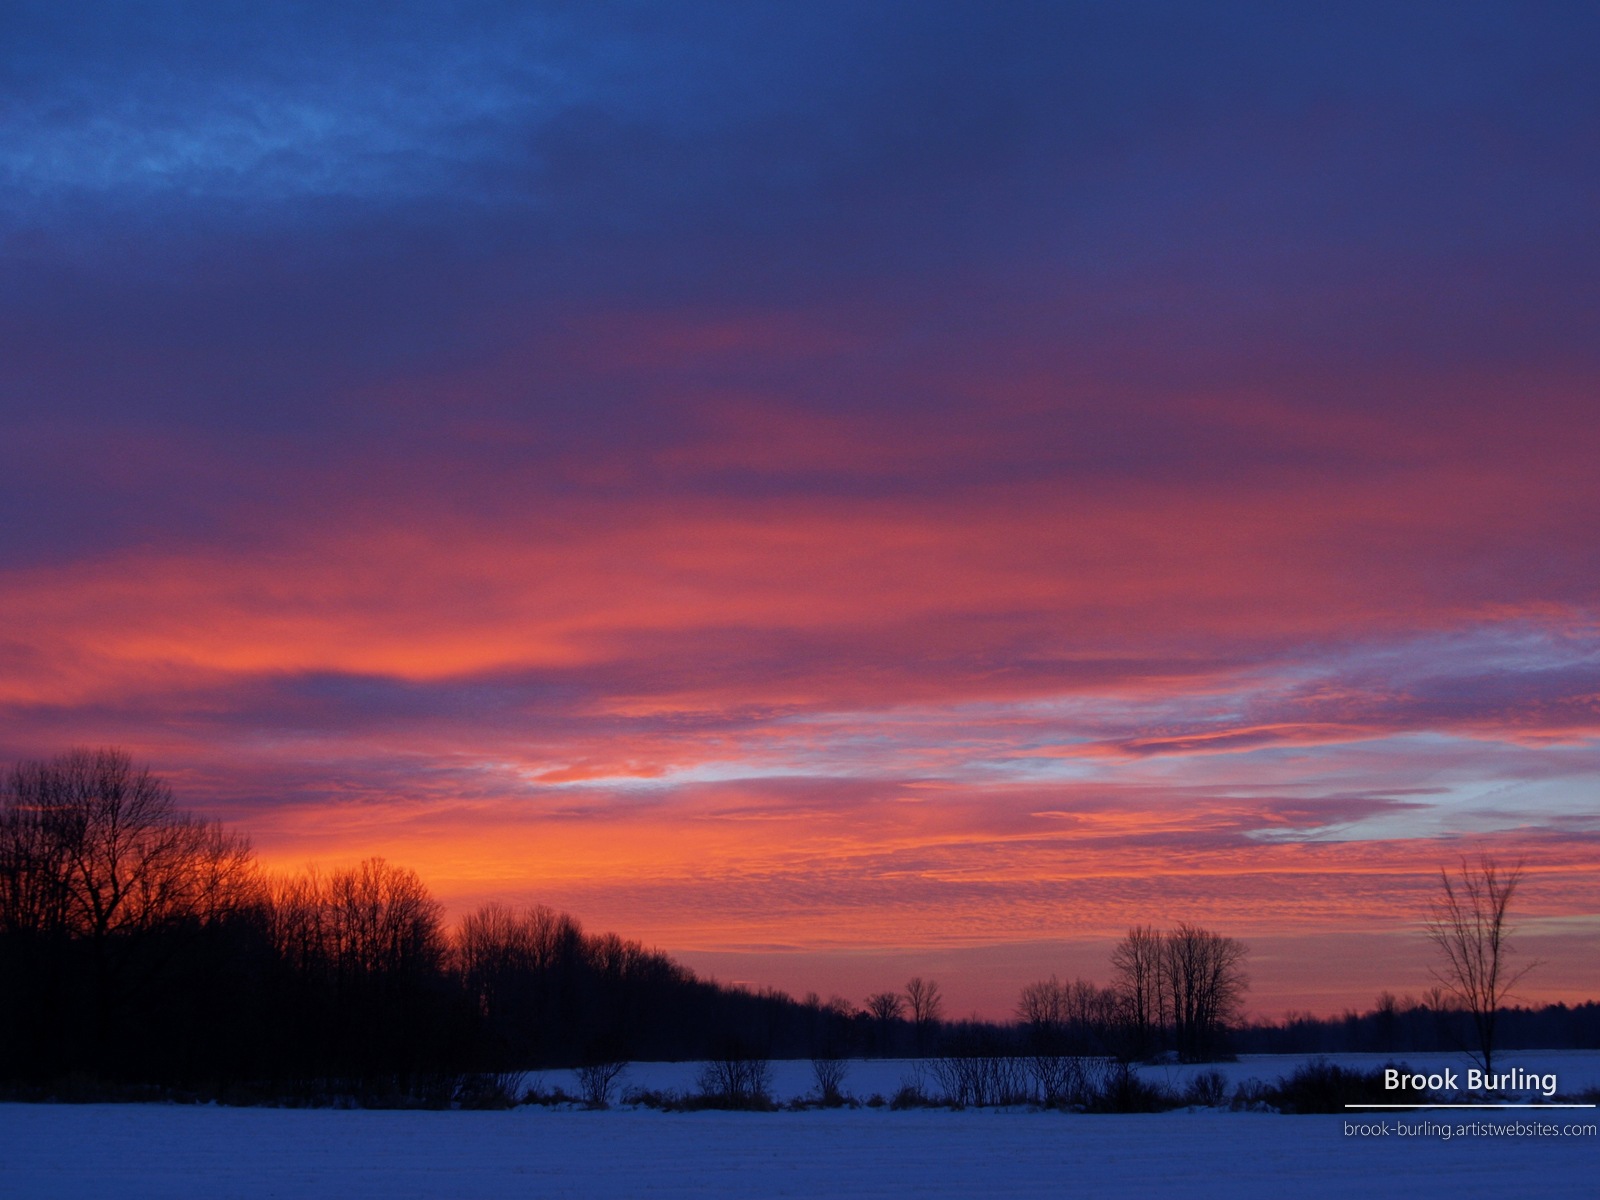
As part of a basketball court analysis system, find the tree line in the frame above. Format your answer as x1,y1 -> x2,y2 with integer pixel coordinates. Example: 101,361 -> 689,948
0,749 -> 813,1091
1234,993 -> 1600,1057
4,749 -> 1565,1100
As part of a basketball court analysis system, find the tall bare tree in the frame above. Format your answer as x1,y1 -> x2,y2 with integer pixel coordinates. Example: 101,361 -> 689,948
0,748 -> 255,942
865,990 -> 904,1055
325,857 -> 444,983
903,976 -> 943,1053
1017,975 -> 1069,1051
1161,924 -> 1248,1062
1110,925 -> 1165,1059
1427,855 -> 1533,1076
0,748 -> 258,1064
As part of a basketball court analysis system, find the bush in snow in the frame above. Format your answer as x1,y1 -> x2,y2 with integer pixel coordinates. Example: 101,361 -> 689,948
1266,1059 -> 1431,1114
1183,1070 -> 1229,1108
576,1061 -> 628,1109
811,1056 -> 850,1106
695,1040 -> 774,1110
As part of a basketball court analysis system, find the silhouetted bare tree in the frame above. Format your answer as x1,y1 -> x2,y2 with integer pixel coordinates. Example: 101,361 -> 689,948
1427,855 -> 1533,1077
1017,974 -> 1117,1058
1110,925 -> 1165,1059
1161,924 -> 1248,1061
0,748 -> 255,942
328,858 -> 443,983
0,748 -> 259,1069
1017,976 -> 1069,1048
904,976 -> 943,1052
865,990 -> 904,1056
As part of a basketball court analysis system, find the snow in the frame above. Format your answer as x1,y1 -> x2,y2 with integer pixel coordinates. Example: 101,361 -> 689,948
540,1049 -> 1600,1105
1,1054 -> 1594,1199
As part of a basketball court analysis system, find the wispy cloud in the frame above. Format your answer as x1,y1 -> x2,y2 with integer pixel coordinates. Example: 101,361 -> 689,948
3,2 -> 1598,1014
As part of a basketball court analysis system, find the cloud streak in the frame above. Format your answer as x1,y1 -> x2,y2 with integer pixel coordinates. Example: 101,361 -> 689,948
3,3 -> 1598,1014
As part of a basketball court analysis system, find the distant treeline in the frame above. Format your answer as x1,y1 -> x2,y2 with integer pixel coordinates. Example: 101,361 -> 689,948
2,750 -> 1594,1100
1234,996 -> 1600,1056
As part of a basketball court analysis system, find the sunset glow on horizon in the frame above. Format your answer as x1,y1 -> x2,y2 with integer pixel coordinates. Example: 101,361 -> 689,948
5,3 -> 1598,1020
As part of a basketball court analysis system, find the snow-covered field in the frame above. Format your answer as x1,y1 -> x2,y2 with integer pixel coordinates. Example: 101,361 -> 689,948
2,1053 -> 1595,1199
536,1049 -> 1600,1105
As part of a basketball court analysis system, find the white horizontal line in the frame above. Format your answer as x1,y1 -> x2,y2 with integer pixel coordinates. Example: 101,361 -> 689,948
1344,1107 -> 1593,1120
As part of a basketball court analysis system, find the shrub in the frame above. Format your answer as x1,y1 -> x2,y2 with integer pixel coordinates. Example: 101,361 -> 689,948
1230,1077 -> 1275,1111
1027,1055 -> 1115,1108
1086,1063 -> 1181,1113
696,1045 -> 774,1110
931,1054 -> 1030,1108
890,1082 -> 939,1109
620,1086 -> 678,1110
454,1072 -> 523,1109
1026,1055 -> 1075,1107
519,1080 -> 578,1107
576,1061 -> 627,1109
811,1056 -> 849,1105
1183,1069 -> 1229,1108
1267,1059 -> 1431,1114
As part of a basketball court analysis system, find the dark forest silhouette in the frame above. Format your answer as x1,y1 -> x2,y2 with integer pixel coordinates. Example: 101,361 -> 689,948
0,749 -> 821,1094
2,750 -> 1594,1104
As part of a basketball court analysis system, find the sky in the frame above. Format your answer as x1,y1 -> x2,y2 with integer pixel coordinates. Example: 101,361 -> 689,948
3,1 -> 1598,1019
